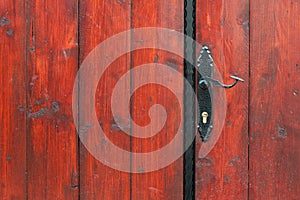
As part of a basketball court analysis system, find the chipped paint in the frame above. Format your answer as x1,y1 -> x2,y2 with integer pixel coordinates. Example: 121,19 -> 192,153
277,125 -> 287,139
0,16 -> 11,27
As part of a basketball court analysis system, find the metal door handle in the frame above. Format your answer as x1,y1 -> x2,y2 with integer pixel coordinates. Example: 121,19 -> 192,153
197,46 -> 244,142
204,75 -> 244,88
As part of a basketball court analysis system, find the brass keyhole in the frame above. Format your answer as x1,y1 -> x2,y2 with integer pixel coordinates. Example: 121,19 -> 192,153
202,112 -> 208,124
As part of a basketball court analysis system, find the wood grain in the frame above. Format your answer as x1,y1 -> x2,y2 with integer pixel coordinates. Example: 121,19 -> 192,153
79,0 -> 131,199
195,0 -> 249,199
250,0 -> 300,199
2,1 -> 300,199
0,0 -> 27,199
130,0 -> 184,199
26,0 -> 79,199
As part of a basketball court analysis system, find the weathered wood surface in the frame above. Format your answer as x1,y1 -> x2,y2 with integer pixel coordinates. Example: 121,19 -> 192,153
0,0 -> 300,199
26,0 -> 79,199
195,0 -> 249,199
249,0 -> 300,199
0,0 -> 27,199
79,0 -> 131,199
131,0 -> 184,199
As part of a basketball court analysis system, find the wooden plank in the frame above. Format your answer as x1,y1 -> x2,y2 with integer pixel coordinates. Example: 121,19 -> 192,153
130,1 -> 184,199
26,0 -> 79,199
0,0 -> 27,199
79,0 -> 131,199
250,1 -> 300,199
195,0 -> 249,199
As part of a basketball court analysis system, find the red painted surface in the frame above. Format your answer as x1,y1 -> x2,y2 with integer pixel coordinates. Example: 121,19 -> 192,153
79,0 -> 131,199
0,0 -> 27,199
0,0 -> 299,199
195,0 -> 249,199
250,0 -> 300,199
131,1 -> 184,199
26,0 -> 79,199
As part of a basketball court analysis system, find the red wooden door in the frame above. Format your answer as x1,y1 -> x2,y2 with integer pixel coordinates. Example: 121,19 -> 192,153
1,0 -> 300,199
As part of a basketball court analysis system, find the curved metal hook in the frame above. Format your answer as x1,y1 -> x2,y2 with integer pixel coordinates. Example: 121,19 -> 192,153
204,75 -> 245,89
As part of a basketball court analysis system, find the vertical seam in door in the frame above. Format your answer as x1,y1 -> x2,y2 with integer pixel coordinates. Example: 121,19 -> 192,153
247,0 -> 251,199
77,0 -> 81,199
129,1 -> 133,199
25,0 -> 30,199
183,0 -> 196,199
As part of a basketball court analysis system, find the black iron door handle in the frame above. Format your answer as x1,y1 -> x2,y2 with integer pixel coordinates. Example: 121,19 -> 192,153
197,46 -> 244,142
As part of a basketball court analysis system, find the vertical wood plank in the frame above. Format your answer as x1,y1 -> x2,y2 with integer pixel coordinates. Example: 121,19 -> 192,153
79,0 -> 131,199
0,0 -> 27,199
27,0 -> 79,199
250,1 -> 300,199
130,1 -> 184,199
195,0 -> 249,199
